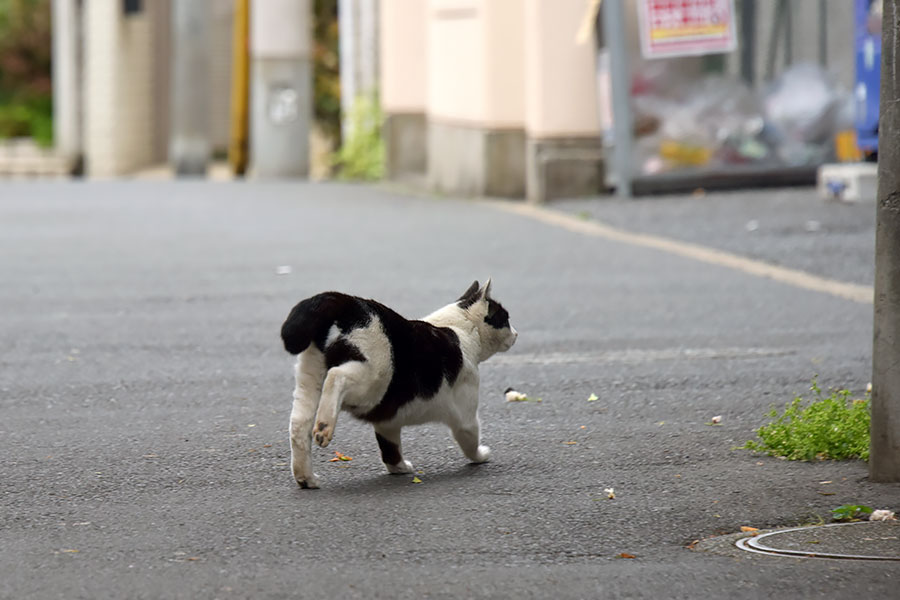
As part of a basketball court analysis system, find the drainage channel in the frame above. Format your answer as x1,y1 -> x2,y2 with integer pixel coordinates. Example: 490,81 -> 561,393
735,521 -> 900,561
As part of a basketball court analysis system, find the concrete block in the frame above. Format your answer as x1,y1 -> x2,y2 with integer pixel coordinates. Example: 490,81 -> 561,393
384,112 -> 426,180
427,121 -> 525,198
817,162 -> 878,203
526,137 -> 604,204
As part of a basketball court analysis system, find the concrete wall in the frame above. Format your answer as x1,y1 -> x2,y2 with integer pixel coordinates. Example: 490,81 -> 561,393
380,0 -> 427,179
83,0 -> 158,177
381,0 -> 426,113
425,0 -> 526,197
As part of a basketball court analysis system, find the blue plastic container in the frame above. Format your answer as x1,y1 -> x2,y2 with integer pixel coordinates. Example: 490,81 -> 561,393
855,0 -> 881,154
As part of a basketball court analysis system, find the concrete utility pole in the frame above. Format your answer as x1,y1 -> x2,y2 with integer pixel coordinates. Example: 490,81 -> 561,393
51,0 -> 82,173
169,0 -> 211,176
338,0 -> 380,141
249,0 -> 312,178
871,0 -> 900,483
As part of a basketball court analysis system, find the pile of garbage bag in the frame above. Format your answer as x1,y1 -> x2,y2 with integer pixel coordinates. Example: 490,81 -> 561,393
631,62 -> 853,175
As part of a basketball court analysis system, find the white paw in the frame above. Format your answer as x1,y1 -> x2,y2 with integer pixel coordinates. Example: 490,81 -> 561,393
314,420 -> 334,448
472,445 -> 491,464
295,472 -> 320,489
385,459 -> 415,474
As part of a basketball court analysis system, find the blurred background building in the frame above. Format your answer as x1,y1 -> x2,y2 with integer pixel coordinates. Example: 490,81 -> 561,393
0,0 -> 879,200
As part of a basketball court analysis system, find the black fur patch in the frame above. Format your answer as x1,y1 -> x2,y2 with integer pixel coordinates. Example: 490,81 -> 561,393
375,432 -> 402,466
484,299 -> 510,329
281,292 -> 371,355
457,280 -> 481,309
360,301 -> 464,423
325,339 -> 366,369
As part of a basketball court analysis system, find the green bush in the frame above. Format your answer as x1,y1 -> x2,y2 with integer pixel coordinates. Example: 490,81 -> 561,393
742,378 -> 870,461
0,0 -> 53,145
332,93 -> 384,180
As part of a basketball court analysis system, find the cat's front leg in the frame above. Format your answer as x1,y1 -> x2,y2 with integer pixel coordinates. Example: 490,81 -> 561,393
374,425 -> 415,474
450,414 -> 491,464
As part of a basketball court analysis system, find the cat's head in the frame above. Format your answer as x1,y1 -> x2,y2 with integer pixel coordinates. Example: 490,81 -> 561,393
457,279 -> 517,360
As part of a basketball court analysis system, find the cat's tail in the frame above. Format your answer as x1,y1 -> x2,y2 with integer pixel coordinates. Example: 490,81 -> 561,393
281,292 -> 359,355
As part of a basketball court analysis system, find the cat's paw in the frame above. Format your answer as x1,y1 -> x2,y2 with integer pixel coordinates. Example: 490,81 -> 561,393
385,459 -> 415,474
471,445 -> 491,464
295,472 -> 320,489
313,421 -> 334,448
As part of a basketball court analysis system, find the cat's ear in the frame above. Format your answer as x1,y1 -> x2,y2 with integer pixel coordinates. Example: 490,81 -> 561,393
457,280 -> 481,308
481,278 -> 493,300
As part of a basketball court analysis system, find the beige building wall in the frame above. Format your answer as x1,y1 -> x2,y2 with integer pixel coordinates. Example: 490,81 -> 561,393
381,0 -> 427,113
426,0 -> 486,124
525,0 -> 600,139
482,0 -> 525,128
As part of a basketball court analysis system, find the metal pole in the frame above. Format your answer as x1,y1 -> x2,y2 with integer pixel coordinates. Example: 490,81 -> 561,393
818,0 -> 827,67
169,0 -> 211,177
228,0 -> 250,176
739,0 -> 756,86
871,0 -> 900,483
601,0 -> 633,198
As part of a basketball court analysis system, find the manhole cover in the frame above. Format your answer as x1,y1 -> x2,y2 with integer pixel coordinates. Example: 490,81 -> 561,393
736,521 -> 900,561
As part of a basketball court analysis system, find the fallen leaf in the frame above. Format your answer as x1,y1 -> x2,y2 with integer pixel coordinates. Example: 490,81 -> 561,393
686,540 -> 700,550
562,441 -> 578,445
411,476 -> 423,484
61,549 -> 80,553
817,492 -> 836,496
587,393 -> 599,402
329,451 -> 353,462
618,552 -> 636,559
740,526 -> 759,533
819,481 -> 832,484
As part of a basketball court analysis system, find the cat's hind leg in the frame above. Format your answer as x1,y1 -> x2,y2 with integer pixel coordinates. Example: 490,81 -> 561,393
450,408 -> 491,464
374,425 -> 415,474
290,348 -> 327,488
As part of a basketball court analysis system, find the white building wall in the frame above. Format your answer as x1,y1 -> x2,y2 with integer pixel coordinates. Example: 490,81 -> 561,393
83,0 -> 157,177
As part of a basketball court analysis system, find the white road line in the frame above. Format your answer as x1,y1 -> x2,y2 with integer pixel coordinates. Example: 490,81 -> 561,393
491,202 -> 873,305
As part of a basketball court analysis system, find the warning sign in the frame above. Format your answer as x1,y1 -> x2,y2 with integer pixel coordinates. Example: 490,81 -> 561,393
638,0 -> 737,58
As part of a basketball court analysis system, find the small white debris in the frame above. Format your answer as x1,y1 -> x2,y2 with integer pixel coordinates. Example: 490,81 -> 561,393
604,487 -> 615,499
276,265 -> 293,275
710,415 -> 722,424
745,220 -> 759,232
867,382 -> 873,393
870,509 -> 896,522
504,388 -> 528,402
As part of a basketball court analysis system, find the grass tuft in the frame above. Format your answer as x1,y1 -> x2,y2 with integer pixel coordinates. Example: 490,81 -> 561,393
742,378 -> 870,461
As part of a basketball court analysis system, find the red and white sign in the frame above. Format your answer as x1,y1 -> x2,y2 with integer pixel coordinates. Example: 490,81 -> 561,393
638,0 -> 737,59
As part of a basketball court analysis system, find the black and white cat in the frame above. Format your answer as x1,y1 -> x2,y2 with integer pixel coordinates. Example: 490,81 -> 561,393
280,280 -> 517,488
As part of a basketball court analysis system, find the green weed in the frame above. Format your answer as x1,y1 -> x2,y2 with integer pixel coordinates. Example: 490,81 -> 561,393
742,378 -> 870,461
332,93 -> 384,181
831,504 -> 873,522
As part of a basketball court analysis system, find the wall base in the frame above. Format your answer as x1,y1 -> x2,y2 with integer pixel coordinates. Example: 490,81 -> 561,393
384,112 -> 426,180
427,120 -> 525,198
526,137 -> 605,204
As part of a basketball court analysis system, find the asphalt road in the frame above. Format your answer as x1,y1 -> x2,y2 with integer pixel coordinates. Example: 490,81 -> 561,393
1,182 -> 897,599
